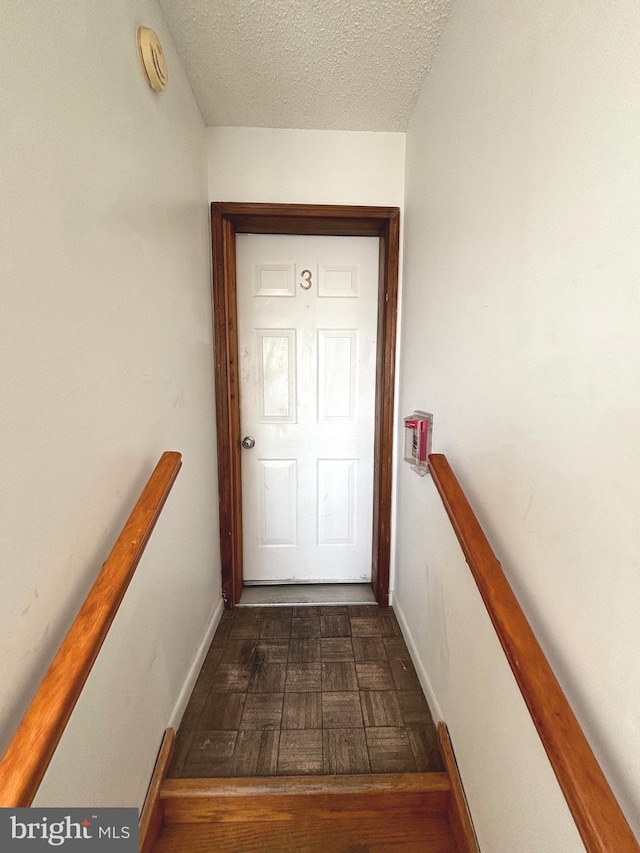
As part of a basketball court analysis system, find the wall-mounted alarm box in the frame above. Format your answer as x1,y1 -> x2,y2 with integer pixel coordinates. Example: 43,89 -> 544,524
403,411 -> 433,476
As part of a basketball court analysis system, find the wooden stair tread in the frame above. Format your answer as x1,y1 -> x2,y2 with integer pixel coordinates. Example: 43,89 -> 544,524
154,773 -> 458,852
154,814 -> 457,853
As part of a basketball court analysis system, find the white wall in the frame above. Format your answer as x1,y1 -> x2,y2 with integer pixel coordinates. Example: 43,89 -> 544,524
208,127 -> 405,206
395,483 -> 586,853
395,0 -> 640,848
0,1 -> 221,808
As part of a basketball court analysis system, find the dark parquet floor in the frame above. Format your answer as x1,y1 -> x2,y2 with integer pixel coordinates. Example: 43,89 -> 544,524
169,605 -> 443,778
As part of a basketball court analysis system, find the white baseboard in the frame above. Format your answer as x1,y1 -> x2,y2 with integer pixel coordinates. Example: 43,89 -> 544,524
168,596 -> 224,729
393,595 -> 444,723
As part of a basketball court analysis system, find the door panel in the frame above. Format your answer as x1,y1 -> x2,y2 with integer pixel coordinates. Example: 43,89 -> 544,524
258,459 -> 297,545
317,458 -> 356,545
237,234 -> 378,584
318,330 -> 358,421
256,330 -> 296,421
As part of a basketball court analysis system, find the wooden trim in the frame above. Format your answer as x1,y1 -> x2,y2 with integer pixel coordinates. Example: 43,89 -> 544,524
371,210 -> 400,607
139,728 -> 175,853
437,723 -> 480,853
211,207 -> 243,606
211,203 -> 400,607
0,452 -> 182,808
428,453 -> 640,853
214,202 -> 399,237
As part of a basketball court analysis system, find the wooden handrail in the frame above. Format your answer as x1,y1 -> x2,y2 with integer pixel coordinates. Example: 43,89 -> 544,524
428,453 -> 639,853
0,451 -> 182,808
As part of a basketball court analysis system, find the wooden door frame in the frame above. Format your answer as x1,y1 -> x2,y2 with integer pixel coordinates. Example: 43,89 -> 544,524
211,202 -> 400,608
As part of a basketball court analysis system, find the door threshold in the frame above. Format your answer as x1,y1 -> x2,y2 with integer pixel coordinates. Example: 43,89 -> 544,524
238,583 -> 377,607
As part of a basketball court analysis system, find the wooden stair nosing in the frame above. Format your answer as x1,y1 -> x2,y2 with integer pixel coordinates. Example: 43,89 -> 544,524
160,772 -> 452,825
161,772 -> 451,798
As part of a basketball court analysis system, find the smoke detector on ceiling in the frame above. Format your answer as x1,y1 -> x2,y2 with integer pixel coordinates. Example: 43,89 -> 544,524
137,26 -> 168,92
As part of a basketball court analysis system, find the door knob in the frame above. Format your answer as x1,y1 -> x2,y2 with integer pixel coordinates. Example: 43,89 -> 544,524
241,436 -> 256,449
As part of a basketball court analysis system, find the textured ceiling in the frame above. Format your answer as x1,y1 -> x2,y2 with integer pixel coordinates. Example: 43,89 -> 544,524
157,0 -> 454,131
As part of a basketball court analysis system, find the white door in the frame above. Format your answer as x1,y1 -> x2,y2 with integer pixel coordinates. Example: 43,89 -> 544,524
236,234 -> 379,584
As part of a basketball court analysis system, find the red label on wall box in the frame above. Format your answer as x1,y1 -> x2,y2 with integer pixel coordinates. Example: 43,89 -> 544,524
403,413 -> 432,467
